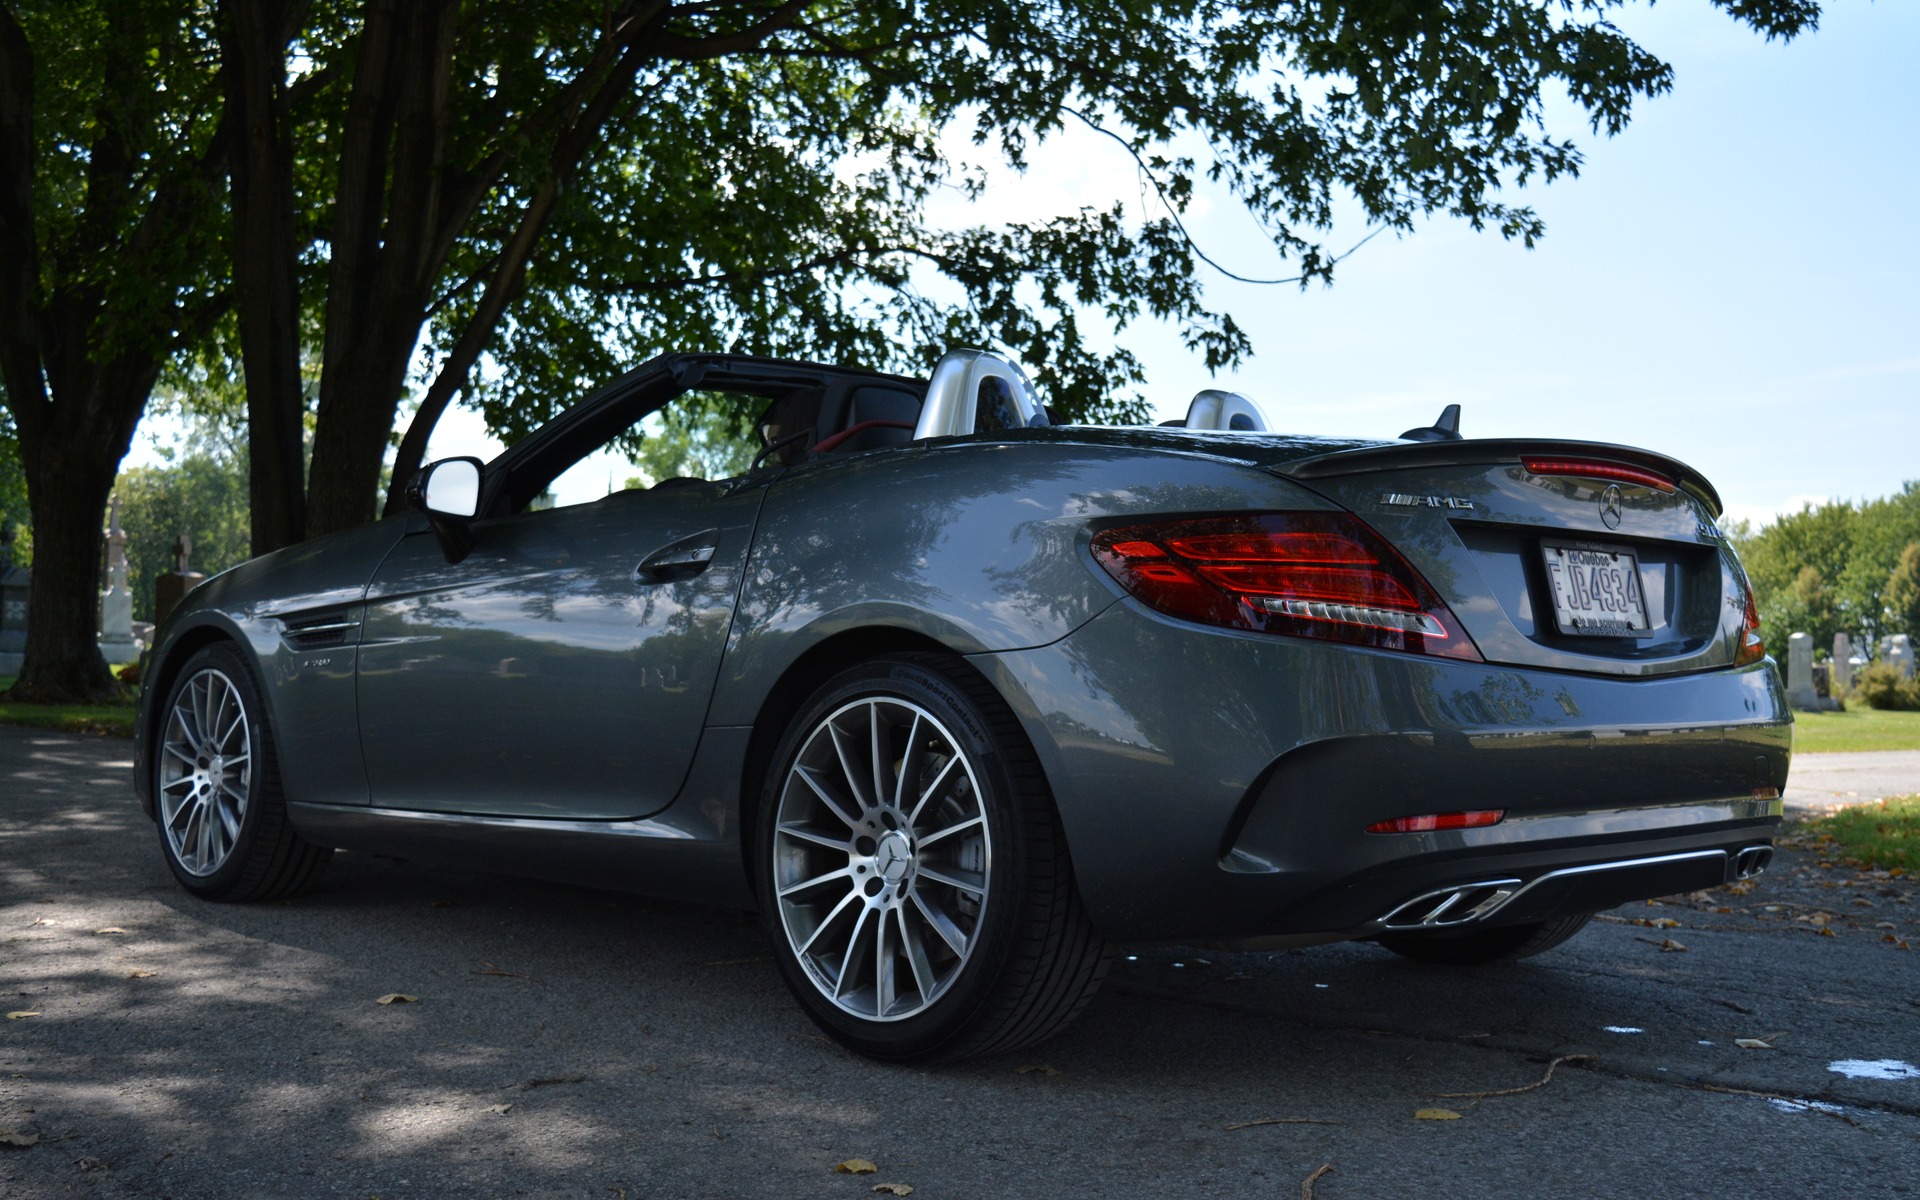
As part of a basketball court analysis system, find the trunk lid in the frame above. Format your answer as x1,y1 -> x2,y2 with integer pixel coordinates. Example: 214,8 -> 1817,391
1277,439 -> 1748,678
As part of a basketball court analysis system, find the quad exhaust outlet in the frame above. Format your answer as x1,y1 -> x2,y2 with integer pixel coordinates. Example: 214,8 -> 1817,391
1732,845 -> 1774,880
1376,846 -> 1775,932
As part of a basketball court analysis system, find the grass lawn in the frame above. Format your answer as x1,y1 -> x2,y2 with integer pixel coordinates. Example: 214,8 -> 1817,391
1796,794 -> 1919,873
1793,708 -> 1920,754
0,674 -> 139,738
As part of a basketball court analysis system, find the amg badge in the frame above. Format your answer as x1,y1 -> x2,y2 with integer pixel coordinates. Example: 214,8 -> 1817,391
1380,492 -> 1474,510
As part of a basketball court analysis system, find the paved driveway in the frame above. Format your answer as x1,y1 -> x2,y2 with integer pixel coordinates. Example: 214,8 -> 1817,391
3,727 -> 1917,1199
1786,750 -> 1920,812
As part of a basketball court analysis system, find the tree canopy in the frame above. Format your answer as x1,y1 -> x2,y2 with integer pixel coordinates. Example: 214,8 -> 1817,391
1732,481 -> 1920,658
0,0 -> 1824,700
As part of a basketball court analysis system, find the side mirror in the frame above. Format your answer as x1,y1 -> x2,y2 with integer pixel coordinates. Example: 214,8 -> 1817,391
407,457 -> 484,563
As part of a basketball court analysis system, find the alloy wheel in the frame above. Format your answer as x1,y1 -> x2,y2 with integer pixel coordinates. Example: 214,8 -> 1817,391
157,667 -> 253,877
771,696 -> 991,1021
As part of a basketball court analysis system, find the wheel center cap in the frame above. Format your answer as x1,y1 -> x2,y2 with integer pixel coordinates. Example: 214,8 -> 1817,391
874,831 -> 914,883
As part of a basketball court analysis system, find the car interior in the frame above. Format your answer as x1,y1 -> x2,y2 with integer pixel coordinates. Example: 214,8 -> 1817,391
481,347 -> 1272,517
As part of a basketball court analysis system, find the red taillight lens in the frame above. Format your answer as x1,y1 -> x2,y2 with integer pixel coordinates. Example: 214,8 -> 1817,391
1521,457 -> 1675,493
1091,513 -> 1483,661
1365,810 -> 1506,835
1734,576 -> 1765,667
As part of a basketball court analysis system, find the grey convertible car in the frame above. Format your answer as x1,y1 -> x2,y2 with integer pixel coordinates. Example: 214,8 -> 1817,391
134,347 -> 1789,1061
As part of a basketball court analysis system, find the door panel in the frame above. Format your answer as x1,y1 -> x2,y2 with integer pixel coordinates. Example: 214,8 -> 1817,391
356,481 -> 764,819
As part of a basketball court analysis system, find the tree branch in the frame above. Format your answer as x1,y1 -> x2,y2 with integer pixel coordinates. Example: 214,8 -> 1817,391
650,0 -> 809,60
428,0 -> 670,270
1056,105 -> 1385,287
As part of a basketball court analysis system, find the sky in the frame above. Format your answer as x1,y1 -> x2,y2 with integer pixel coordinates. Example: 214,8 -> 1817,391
910,0 -> 1918,531
139,0 -> 1918,526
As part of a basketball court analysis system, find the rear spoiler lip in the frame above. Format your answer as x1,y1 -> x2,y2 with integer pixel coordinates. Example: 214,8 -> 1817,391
1278,437 -> 1723,518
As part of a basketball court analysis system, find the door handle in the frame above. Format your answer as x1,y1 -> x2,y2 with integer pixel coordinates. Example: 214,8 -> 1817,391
634,530 -> 719,584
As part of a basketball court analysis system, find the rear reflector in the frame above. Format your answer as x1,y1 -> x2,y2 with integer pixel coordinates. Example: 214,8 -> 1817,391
1090,512 -> 1482,660
1365,810 -> 1506,835
1521,457 -> 1675,493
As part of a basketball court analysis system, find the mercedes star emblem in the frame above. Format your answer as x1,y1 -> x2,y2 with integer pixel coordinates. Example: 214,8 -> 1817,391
1599,483 -> 1624,530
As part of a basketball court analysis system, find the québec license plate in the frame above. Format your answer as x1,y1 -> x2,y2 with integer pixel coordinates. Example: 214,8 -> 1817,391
1541,540 -> 1650,637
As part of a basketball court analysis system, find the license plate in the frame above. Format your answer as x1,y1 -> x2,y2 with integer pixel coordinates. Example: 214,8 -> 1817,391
1541,540 -> 1650,637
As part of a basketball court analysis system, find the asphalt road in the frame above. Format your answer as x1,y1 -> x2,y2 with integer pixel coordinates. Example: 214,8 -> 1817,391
3,726 -> 1917,1200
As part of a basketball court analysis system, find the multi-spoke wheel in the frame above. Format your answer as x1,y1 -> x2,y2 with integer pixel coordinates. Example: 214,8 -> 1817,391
158,665 -> 253,877
152,643 -> 331,900
759,654 -> 1110,1062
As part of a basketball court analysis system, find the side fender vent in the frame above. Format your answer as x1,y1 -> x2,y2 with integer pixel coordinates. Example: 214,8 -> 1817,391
281,608 -> 361,650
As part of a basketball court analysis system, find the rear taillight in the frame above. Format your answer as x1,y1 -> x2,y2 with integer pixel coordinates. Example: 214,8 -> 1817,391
1091,513 -> 1482,661
1521,457 -> 1675,493
1734,575 -> 1765,667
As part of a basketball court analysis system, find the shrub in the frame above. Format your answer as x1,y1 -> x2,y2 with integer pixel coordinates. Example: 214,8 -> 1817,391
1851,663 -> 1920,711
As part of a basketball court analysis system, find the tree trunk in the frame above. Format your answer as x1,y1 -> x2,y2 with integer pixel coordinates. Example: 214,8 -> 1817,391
8,441 -> 118,702
3,357 -> 154,703
304,0 -> 460,538
221,0 -> 307,557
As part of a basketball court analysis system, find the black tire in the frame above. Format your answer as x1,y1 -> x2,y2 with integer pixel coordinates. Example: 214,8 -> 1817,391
1374,913 -> 1592,966
757,653 -> 1109,1062
152,642 -> 331,901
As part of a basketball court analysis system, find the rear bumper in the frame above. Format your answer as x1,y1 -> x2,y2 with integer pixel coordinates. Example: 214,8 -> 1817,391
974,600 -> 1790,943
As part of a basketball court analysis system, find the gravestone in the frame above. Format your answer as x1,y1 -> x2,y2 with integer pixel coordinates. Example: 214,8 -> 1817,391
97,495 -> 140,664
1831,632 -> 1854,694
154,533 -> 208,628
0,522 -> 25,676
1785,631 -> 1820,711
1892,634 -> 1916,681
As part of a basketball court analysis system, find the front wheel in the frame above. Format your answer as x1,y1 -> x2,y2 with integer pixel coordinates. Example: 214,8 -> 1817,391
153,643 -> 331,901
758,654 -> 1109,1062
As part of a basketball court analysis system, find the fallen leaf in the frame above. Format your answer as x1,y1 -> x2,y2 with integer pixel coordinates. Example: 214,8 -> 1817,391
1016,1064 -> 1061,1076
374,993 -> 417,1005
5,1011 -> 40,1020
127,968 -> 157,979
0,1129 -> 38,1148
1819,927 -> 1837,938
1734,1038 -> 1773,1050
1659,938 -> 1688,953
93,927 -> 127,936
486,1103 -> 512,1115
835,1159 -> 879,1175
1414,1108 -> 1461,1121
872,1186 -> 914,1196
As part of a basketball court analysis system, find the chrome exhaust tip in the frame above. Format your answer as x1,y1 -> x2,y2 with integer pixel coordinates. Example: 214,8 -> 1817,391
1732,845 -> 1774,880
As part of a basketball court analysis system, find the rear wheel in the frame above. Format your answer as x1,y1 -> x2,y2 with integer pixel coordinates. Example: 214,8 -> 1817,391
154,643 -> 331,901
1374,913 -> 1592,965
758,654 -> 1109,1062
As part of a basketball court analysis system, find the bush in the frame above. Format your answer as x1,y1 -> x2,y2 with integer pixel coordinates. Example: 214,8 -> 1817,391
1851,663 -> 1920,711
